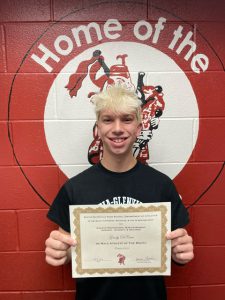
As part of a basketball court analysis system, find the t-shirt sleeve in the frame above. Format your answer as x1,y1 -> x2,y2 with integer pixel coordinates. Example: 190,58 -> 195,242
47,184 -> 71,233
168,181 -> 189,230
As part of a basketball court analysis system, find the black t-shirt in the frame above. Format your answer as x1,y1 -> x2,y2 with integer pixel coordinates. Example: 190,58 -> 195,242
47,162 -> 189,300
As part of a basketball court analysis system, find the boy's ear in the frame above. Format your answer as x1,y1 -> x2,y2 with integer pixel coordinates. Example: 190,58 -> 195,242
136,122 -> 142,137
96,121 -> 101,138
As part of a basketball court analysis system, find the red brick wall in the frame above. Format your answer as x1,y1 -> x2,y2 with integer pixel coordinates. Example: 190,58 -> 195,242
0,1 -> 224,299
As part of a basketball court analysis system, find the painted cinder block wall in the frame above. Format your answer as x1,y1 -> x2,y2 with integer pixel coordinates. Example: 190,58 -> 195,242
0,0 -> 224,299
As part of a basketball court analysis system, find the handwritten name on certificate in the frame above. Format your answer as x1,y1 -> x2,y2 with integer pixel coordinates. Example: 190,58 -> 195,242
69,203 -> 171,278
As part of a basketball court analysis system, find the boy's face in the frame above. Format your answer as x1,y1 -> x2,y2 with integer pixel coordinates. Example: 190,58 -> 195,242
97,109 -> 142,159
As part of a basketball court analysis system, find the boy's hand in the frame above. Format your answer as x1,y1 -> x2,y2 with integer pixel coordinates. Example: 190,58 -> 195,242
45,229 -> 76,266
166,228 -> 194,264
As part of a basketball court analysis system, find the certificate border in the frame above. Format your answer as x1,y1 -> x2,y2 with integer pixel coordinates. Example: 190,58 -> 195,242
72,205 -> 168,276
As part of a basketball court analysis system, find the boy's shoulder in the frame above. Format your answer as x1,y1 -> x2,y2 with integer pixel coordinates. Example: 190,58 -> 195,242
65,164 -> 100,186
138,163 -> 172,182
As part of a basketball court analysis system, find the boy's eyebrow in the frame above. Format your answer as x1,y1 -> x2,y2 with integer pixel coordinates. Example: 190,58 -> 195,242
100,114 -> 113,118
122,113 -> 135,117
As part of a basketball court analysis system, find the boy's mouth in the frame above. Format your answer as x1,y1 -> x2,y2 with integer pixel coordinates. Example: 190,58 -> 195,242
109,137 -> 127,143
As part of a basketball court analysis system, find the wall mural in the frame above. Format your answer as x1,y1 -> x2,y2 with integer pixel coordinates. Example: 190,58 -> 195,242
7,2 -> 224,207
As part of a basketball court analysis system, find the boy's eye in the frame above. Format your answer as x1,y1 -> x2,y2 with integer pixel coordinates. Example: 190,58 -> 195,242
102,118 -> 112,123
123,116 -> 134,123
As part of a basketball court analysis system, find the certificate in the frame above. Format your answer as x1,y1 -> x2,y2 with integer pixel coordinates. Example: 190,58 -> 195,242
69,203 -> 171,278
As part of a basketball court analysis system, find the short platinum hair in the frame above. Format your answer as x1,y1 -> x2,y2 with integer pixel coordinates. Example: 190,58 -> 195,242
92,85 -> 142,123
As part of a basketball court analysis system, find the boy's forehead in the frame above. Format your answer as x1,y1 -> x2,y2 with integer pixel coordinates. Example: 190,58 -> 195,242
99,109 -> 136,117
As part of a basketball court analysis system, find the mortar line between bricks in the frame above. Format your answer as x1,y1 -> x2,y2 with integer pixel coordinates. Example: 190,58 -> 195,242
189,284 -> 225,287
188,286 -> 191,300
146,0 -> 150,19
15,208 -> 50,211
0,25 -> 7,72
194,244 -> 225,247
50,0 -> 54,22
15,210 -> 21,251
0,19 -> 224,24
0,289 -> 75,293
192,245 -> 225,248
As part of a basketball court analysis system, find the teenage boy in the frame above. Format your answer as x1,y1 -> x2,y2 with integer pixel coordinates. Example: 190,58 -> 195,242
45,85 -> 194,300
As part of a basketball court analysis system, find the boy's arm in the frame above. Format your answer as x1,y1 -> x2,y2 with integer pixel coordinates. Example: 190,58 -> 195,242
45,227 -> 76,266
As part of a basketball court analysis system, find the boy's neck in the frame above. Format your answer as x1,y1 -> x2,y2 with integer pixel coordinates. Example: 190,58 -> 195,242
100,154 -> 137,173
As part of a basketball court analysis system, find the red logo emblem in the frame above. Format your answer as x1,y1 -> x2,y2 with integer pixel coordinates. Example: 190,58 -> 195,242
117,254 -> 126,265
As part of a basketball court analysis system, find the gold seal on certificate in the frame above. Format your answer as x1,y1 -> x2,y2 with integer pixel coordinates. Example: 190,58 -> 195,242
69,203 -> 171,278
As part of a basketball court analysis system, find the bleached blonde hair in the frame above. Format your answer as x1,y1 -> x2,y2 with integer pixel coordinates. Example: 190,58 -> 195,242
92,85 -> 142,123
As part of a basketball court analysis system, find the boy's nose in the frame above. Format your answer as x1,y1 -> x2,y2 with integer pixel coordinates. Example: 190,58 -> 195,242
113,119 -> 123,133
